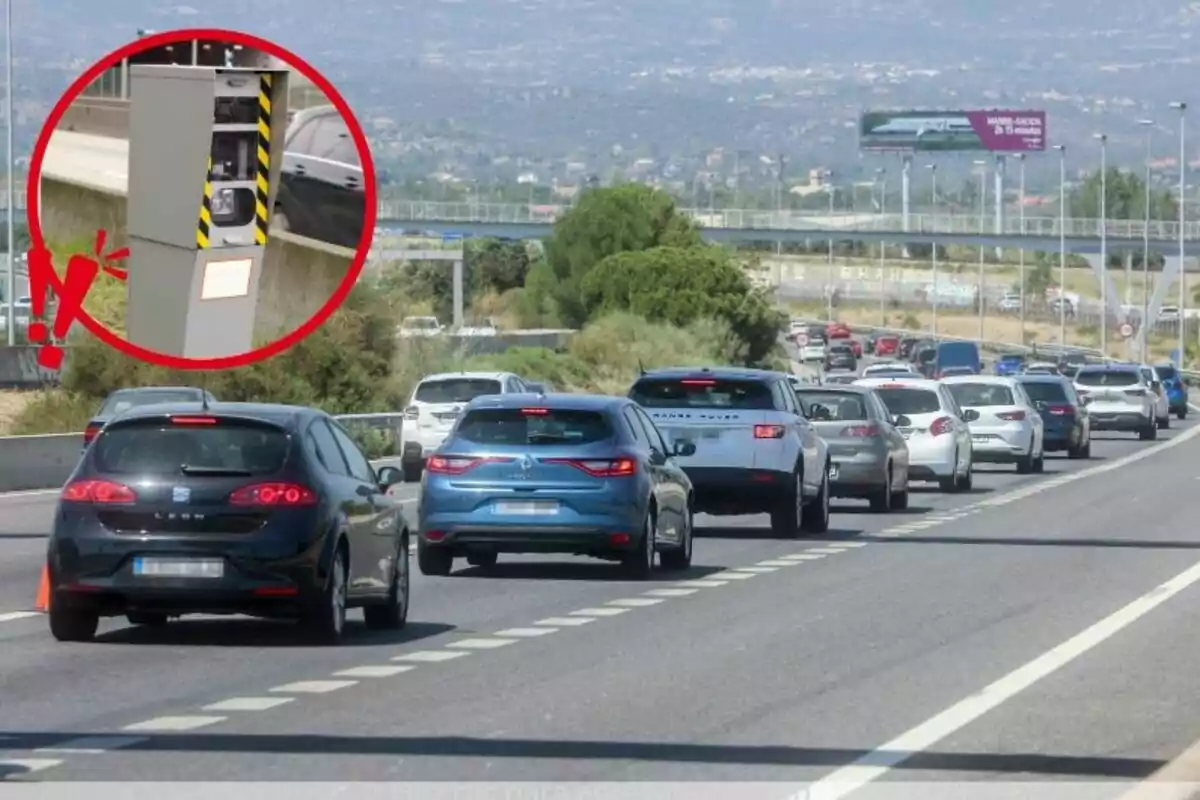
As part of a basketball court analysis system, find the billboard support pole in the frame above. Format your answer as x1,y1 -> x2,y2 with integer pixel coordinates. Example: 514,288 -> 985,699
901,154 -> 912,259
993,155 -> 1006,260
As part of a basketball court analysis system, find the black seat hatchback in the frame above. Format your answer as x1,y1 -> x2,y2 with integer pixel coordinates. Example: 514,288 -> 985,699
47,401 -> 411,645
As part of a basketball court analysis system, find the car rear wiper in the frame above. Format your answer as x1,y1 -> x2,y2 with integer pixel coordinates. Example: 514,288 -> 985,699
179,465 -> 255,476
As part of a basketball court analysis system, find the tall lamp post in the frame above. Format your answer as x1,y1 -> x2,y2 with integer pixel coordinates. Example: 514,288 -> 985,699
1094,133 -> 1108,353
824,170 -> 834,321
1015,153 -> 1027,345
926,163 -> 938,335
1138,119 -> 1155,363
1170,101 -> 1187,366
1053,144 -> 1067,347
4,0 -> 13,345
973,159 -> 987,341
877,167 -> 887,325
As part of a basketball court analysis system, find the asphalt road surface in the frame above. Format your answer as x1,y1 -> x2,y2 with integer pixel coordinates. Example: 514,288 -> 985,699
2,355 -> 1200,796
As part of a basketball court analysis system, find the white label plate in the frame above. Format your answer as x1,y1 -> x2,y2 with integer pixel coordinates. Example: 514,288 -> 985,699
496,501 -> 559,516
133,558 -> 224,578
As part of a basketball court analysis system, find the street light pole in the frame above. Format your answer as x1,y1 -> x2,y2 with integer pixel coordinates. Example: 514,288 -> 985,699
825,170 -> 834,321
926,163 -> 937,335
1139,119 -> 1155,363
1017,153 -> 1027,345
1094,133 -> 1108,353
877,167 -> 887,326
1170,102 -> 1188,366
1053,144 -> 1067,347
4,0 -> 13,346
974,159 -> 987,341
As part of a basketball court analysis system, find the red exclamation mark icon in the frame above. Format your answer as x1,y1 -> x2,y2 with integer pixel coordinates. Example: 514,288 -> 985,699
26,230 -> 128,371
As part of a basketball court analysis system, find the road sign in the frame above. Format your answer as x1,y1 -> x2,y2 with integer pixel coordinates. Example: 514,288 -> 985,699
1119,322 -> 1134,339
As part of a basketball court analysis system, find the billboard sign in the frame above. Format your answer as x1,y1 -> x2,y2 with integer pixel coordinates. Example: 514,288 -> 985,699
859,110 -> 1046,153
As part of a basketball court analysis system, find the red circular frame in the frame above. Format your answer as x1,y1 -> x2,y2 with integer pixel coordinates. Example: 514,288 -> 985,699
26,27 -> 378,370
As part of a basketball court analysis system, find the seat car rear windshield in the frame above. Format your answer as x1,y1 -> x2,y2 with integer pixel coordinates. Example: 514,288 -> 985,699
1076,370 -> 1139,387
874,388 -> 942,415
946,383 -> 1015,407
630,378 -> 775,409
93,421 -> 289,475
98,390 -> 202,417
415,378 -> 502,403
455,408 -> 613,445
796,391 -> 868,421
1020,382 -> 1069,404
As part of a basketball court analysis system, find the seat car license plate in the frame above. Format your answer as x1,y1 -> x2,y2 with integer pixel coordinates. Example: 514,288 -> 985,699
133,557 -> 224,578
496,501 -> 559,515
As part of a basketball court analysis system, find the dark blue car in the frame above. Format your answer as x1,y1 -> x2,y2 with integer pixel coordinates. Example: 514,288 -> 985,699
1015,374 -> 1091,459
994,354 -> 1026,376
1154,363 -> 1189,419
416,392 -> 695,579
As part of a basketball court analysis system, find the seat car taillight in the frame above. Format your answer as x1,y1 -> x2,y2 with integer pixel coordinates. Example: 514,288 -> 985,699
929,416 -> 953,436
840,424 -> 879,437
426,455 -> 513,475
83,424 -> 102,445
229,482 -> 318,506
753,424 -> 786,439
544,457 -> 637,477
62,479 -> 137,504
996,410 -> 1026,421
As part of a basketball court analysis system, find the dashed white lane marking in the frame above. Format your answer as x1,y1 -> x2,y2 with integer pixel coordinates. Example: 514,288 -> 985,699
779,554 -> 827,561
734,566 -> 779,573
494,627 -> 558,637
35,735 -> 146,754
607,597 -> 666,607
123,716 -> 226,732
757,559 -> 801,567
804,556 -> 1200,799
709,571 -> 759,580
203,697 -> 294,712
534,616 -> 595,626
392,650 -> 471,662
447,638 -> 519,650
643,588 -> 698,597
675,579 -> 729,588
835,541 -> 869,548
0,611 -> 39,623
0,758 -> 64,776
332,665 -> 415,678
571,607 -> 628,617
269,680 -> 358,694
806,547 -> 849,555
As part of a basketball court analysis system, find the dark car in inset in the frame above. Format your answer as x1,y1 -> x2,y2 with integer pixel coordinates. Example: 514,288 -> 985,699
47,402 -> 411,644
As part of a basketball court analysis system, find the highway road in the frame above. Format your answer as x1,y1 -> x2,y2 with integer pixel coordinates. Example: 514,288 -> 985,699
2,359 -> 1200,795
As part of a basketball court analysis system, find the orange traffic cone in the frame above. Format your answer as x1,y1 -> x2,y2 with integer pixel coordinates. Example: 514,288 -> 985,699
34,565 -> 50,613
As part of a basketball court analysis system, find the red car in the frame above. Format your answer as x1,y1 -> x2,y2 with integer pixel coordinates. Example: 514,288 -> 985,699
826,322 -> 852,339
875,335 -> 899,356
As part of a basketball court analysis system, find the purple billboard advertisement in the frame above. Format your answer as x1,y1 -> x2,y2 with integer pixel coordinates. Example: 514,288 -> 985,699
859,110 -> 1047,153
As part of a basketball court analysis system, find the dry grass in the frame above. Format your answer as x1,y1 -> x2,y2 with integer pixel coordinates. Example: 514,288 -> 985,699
0,390 -> 36,435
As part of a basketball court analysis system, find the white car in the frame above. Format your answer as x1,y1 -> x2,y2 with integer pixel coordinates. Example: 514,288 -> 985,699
398,316 -> 444,338
856,377 -> 975,492
401,371 -> 536,481
799,341 -> 827,362
1136,363 -> 1171,429
942,375 -> 1045,473
863,361 -> 918,377
1073,364 -> 1158,441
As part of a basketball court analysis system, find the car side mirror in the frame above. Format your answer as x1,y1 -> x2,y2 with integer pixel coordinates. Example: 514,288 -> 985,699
1079,396 -> 1090,406
963,409 -> 981,422
376,465 -> 403,489
1152,381 -> 1162,393
893,414 -> 911,427
672,439 -> 697,458
1034,400 -> 1047,411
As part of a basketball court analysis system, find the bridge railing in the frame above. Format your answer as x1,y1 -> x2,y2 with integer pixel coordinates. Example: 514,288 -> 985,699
376,200 -> 1200,241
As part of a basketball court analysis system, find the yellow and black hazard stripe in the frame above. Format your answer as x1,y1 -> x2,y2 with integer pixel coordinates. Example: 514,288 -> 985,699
254,73 -> 273,245
196,156 -> 213,249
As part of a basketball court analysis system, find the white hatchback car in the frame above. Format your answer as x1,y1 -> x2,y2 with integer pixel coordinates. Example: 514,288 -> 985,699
855,377 -> 975,492
942,375 -> 1045,473
401,371 -> 537,481
863,361 -> 919,377
1136,363 -> 1171,429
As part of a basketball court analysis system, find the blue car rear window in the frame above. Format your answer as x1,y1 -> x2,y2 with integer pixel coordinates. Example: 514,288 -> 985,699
1020,382 -> 1069,404
455,408 -> 613,446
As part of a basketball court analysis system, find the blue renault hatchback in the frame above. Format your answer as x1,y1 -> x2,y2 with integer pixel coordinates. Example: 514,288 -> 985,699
416,393 -> 695,579
1154,363 -> 1189,420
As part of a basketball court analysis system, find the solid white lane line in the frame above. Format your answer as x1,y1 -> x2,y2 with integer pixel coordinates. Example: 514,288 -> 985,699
123,716 -> 226,732
0,758 -> 64,776
606,597 -> 666,607
392,650 -> 470,662
534,616 -> 595,626
446,638 -> 519,650
643,588 -> 698,597
332,665 -> 416,678
804,557 -> 1200,800
0,611 -> 40,623
570,607 -> 628,617
269,680 -> 358,694
494,627 -> 558,637
36,735 -> 146,754
202,697 -> 294,712
675,579 -> 729,588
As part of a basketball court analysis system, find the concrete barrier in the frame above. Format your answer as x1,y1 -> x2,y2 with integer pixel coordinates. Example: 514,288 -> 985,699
0,433 -> 84,492
0,347 -> 60,388
58,98 -> 131,140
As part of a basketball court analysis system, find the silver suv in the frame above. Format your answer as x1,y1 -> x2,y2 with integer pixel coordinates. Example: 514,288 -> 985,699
1073,364 -> 1157,441
628,367 -> 831,537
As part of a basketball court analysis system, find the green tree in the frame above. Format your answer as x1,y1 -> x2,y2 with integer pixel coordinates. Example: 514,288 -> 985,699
1069,167 -> 1178,221
543,184 -> 704,326
470,238 -> 532,294
579,245 -> 785,365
